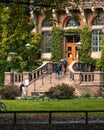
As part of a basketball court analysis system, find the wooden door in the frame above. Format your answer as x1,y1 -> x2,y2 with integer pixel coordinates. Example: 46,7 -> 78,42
65,42 -> 78,64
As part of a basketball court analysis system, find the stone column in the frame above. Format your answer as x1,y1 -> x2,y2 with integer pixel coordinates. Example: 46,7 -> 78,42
4,72 -> 12,85
79,7 -> 86,24
23,72 -> 30,83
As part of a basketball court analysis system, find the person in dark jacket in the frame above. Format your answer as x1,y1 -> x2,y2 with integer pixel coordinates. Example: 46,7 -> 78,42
63,58 -> 67,74
56,62 -> 62,80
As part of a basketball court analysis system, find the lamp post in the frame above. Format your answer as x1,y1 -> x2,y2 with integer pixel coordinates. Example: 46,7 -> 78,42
77,41 -> 82,71
9,52 -> 17,86
24,43 -> 31,96
25,43 -> 31,71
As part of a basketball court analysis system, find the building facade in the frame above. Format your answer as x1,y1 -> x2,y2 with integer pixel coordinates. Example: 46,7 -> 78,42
31,0 -> 104,64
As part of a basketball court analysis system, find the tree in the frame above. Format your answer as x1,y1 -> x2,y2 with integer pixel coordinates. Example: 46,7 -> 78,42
0,5 -> 11,85
0,1 -> 41,84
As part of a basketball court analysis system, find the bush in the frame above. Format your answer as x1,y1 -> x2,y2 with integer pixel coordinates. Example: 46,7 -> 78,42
0,85 -> 21,99
47,83 -> 75,99
80,93 -> 91,99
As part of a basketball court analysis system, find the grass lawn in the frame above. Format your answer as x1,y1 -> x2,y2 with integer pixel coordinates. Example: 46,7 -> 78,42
0,98 -> 104,111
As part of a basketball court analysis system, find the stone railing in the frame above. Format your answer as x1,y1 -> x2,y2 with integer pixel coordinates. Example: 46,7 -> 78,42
80,1 -> 104,6
4,62 -> 57,86
69,61 -> 104,87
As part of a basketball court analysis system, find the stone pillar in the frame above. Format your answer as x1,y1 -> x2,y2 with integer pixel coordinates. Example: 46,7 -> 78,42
79,7 -> 86,24
4,72 -> 12,85
52,9 -> 58,27
74,72 -> 81,84
94,71 -> 103,86
23,72 -> 30,82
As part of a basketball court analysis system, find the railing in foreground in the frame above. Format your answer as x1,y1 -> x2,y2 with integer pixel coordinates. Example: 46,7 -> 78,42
0,110 -> 104,125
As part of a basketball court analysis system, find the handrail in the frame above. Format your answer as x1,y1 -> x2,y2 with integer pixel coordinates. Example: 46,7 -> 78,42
29,62 -> 57,84
0,110 -> 104,125
4,61 -> 58,86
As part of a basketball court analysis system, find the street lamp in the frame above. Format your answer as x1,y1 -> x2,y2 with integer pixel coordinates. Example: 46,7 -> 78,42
25,43 -> 31,71
77,41 -> 82,71
9,52 -> 17,86
25,43 -> 31,50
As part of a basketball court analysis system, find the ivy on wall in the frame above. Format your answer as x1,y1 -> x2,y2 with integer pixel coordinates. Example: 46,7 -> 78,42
96,36 -> 104,71
64,25 -> 94,65
80,25 -> 95,65
51,27 -> 63,62
64,29 -> 81,34
50,25 -> 97,69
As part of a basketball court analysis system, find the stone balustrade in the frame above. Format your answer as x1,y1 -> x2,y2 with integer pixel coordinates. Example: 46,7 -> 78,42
69,61 -> 104,87
4,62 -> 57,86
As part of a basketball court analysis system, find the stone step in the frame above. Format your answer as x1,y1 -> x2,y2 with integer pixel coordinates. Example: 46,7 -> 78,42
28,72 -> 74,96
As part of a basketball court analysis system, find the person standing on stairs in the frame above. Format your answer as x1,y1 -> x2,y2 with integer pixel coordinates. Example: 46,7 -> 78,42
56,62 -> 62,80
63,58 -> 68,74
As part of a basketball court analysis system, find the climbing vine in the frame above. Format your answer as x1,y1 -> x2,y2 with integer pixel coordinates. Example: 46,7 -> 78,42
96,36 -> 104,71
80,25 -> 95,65
64,26 -> 95,65
51,27 -> 63,62
50,25 -> 97,69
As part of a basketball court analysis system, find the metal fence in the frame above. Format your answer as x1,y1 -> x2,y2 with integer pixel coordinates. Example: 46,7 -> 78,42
0,110 -> 104,125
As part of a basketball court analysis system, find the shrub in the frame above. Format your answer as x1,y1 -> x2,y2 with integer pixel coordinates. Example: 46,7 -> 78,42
47,83 -> 75,99
80,93 -> 91,99
0,85 -> 21,99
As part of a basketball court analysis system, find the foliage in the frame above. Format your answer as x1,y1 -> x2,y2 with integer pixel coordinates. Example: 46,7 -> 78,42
17,32 -> 42,71
0,85 -> 21,99
47,83 -> 75,99
0,6 -> 11,85
96,36 -> 104,71
33,0 -> 83,26
80,25 -> 91,62
23,95 -> 33,100
51,27 -> 63,62
0,2 -> 42,85
65,28 -> 81,34
80,93 -> 91,99
80,25 -> 95,66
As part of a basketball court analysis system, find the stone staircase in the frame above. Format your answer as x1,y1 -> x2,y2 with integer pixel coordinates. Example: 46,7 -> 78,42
5,61 -> 103,97
27,72 -> 75,96
27,70 -> 102,97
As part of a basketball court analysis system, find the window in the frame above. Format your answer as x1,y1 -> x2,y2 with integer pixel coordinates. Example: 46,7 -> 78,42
42,19 -> 52,27
92,30 -> 103,52
66,18 -> 80,27
42,32 -> 52,53
92,17 -> 104,25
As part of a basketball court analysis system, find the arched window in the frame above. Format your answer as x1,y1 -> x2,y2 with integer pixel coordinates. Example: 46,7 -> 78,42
92,17 -> 104,25
66,18 -> 80,27
42,19 -> 52,27
92,30 -> 103,52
